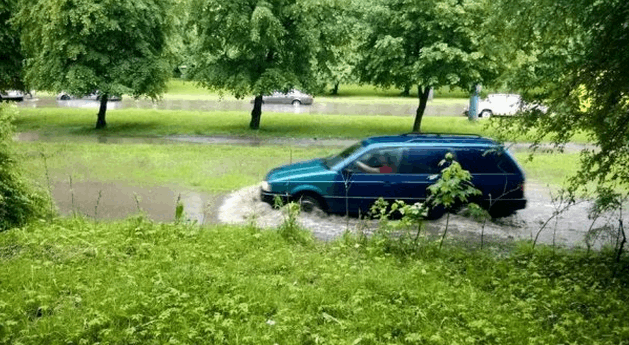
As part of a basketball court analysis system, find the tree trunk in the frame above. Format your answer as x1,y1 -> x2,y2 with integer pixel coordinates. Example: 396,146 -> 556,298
412,86 -> 431,132
401,85 -> 411,97
331,82 -> 339,95
96,94 -> 108,129
250,94 -> 263,130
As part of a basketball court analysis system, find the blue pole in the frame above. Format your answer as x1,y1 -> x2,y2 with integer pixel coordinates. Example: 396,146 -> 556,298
468,84 -> 481,121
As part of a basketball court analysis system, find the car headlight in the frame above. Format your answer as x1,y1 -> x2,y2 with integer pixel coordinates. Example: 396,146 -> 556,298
261,181 -> 271,192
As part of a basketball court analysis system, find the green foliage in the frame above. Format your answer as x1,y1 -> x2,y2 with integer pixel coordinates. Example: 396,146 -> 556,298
427,152 -> 481,248
15,0 -> 175,126
0,0 -> 23,91
1,218 -> 629,344
189,0 -> 347,128
356,0 -> 500,130
428,153 -> 481,209
493,0 -> 629,193
189,0 -> 336,98
369,198 -> 428,255
0,104 -> 47,230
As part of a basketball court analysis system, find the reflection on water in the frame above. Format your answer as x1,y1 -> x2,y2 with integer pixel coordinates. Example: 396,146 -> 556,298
18,96 -> 465,117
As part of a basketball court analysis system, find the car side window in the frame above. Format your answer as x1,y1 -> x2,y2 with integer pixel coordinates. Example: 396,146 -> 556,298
455,148 -> 517,174
351,148 -> 404,174
398,148 -> 451,174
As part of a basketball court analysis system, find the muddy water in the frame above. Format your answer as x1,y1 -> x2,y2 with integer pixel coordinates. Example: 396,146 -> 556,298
218,184 -> 618,248
18,96 -> 465,117
51,180 -> 224,224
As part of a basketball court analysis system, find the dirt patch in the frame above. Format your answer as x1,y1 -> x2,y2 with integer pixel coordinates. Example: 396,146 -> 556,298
217,182 -> 618,247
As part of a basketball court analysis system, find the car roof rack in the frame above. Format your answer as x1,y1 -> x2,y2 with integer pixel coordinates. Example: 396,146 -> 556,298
401,132 -> 482,138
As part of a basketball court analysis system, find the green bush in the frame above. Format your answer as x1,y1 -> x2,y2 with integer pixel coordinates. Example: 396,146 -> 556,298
0,104 -> 48,230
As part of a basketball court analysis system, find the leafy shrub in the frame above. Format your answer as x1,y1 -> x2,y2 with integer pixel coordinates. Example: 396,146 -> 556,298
0,104 -> 48,231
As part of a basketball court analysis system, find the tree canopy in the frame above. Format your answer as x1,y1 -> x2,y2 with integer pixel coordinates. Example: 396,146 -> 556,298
0,0 -> 22,91
189,0 -> 341,129
15,0 -> 175,128
494,0 -> 629,190
356,0 -> 501,132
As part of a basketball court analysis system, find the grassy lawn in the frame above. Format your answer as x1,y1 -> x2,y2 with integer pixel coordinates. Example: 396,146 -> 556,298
17,141 -> 579,194
1,217 -> 627,344
18,142 -> 338,193
13,107 -> 592,143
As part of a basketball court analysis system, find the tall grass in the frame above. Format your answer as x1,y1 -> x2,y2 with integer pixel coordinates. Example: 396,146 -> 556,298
0,217 -> 627,344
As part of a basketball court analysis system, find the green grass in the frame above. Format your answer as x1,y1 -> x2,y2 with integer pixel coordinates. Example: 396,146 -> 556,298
13,108 -> 485,138
17,142 -> 338,193
13,107 -> 590,143
1,217 -> 627,344
17,141 -> 580,194
514,152 -> 582,187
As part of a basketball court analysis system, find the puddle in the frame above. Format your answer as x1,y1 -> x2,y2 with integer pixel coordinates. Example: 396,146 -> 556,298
17,96 -> 465,117
51,180 -> 223,224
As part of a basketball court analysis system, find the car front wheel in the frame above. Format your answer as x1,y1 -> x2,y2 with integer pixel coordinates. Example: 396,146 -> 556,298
297,194 -> 323,213
479,110 -> 492,118
291,100 -> 302,105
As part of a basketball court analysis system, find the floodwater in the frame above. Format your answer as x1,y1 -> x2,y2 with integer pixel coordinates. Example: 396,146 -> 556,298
17,96 -> 466,117
51,180 -> 224,224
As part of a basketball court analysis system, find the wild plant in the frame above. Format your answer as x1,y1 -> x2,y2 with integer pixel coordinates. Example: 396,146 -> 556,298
94,190 -> 103,221
368,198 -> 427,255
532,186 -> 578,250
427,153 -> 481,249
174,194 -> 185,224
466,203 -> 491,249
274,195 -> 311,244
69,174 -> 76,217
587,186 -> 628,263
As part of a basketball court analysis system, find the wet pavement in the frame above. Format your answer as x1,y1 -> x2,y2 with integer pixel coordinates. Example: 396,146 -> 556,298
17,96 -> 466,117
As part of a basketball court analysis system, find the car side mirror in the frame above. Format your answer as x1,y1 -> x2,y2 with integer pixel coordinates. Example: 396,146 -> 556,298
342,167 -> 355,177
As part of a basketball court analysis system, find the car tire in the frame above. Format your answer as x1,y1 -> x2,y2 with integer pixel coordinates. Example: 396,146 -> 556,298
297,193 -> 323,213
60,94 -> 71,100
291,100 -> 302,106
425,204 -> 445,220
479,110 -> 492,118
488,207 -> 515,219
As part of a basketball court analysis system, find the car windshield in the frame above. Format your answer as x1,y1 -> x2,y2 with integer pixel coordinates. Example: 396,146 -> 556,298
322,142 -> 364,168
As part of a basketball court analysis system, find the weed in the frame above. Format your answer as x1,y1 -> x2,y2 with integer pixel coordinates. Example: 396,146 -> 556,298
274,195 -> 312,245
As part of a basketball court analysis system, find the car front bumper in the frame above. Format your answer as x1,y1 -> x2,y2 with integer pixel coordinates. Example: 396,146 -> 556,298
260,189 -> 290,207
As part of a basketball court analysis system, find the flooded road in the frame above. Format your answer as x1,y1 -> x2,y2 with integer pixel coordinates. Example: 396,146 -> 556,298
17,96 -> 466,117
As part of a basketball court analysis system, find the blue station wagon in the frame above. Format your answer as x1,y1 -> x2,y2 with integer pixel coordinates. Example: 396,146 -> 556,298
261,134 -> 527,218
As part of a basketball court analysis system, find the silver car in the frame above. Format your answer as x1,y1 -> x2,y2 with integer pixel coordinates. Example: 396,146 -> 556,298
262,90 -> 313,105
0,90 -> 25,101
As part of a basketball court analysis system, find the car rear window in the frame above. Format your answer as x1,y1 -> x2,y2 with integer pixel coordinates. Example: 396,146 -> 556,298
455,148 -> 518,174
398,148 -> 451,174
